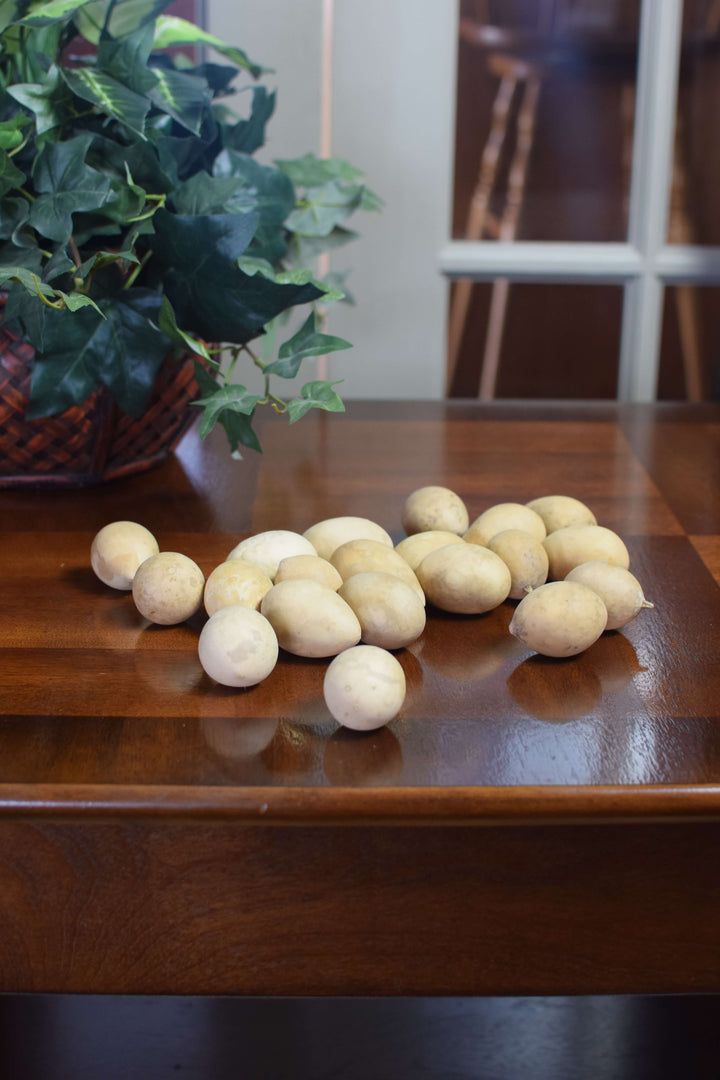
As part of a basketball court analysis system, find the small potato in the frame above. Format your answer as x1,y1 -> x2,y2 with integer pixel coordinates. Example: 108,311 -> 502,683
401,485 -> 469,536
302,516 -> 393,561
198,605 -> 278,687
509,580 -> 607,657
338,571 -> 426,649
203,558 -> 273,617
526,494 -> 597,534
465,502 -> 546,547
260,578 -> 361,657
565,561 -> 654,630
416,542 -> 511,614
91,520 -> 159,590
274,553 -> 343,591
331,538 -> 425,601
226,530 -> 317,580
395,530 -> 464,571
132,551 -> 205,625
543,525 -> 630,581
487,529 -> 549,599
323,645 -> 406,730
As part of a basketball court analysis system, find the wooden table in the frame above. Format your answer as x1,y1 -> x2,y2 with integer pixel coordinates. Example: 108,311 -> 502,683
1,400 -> 719,997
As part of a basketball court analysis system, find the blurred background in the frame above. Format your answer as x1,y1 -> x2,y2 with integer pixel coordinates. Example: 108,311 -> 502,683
180,1 -> 720,404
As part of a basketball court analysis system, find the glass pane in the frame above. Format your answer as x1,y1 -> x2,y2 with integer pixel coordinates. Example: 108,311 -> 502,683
669,1 -> 720,245
447,281 -> 622,398
658,285 -> 720,399
452,0 -> 641,243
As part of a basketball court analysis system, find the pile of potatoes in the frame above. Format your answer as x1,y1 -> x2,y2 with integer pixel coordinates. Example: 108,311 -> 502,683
90,486 -> 653,731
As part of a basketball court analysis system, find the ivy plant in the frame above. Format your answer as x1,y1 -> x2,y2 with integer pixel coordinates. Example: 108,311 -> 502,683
0,0 -> 379,456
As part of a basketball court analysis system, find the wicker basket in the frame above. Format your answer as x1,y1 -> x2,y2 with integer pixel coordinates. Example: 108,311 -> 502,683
0,308 -> 202,489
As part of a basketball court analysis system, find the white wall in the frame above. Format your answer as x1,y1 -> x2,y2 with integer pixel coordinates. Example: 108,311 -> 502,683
207,0 -> 457,399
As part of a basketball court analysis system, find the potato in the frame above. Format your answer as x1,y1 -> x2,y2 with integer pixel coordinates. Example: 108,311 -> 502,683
198,605 -> 278,687
226,530 -> 317,580
525,494 -> 597,533
323,645 -> 406,730
564,561 -> 654,630
260,578 -> 361,657
203,557 -> 273,616
338,571 -> 426,649
394,530 -> 464,571
465,502 -> 546,546
487,529 -> 549,599
509,580 -> 607,657
132,551 -> 205,625
401,485 -> 469,536
543,525 -> 630,580
91,520 -> 159,590
274,553 -> 343,591
330,538 -> 425,601
416,542 -> 511,614
302,516 -> 393,561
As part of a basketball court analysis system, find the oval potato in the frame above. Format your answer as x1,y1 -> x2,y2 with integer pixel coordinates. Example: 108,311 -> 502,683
302,516 -> 393,561
198,605 -> 278,687
91,520 -> 159,590
395,530 -> 464,572
274,553 -> 343,591
331,538 -> 425,601
226,530 -> 317,580
565,561 -> 653,630
543,525 -> 630,580
401,485 -> 469,536
132,551 -> 205,625
509,580 -> 608,657
338,571 -> 426,649
465,502 -> 546,546
416,542 -> 511,614
203,557 -> 273,616
260,578 -> 361,657
526,494 -> 597,533
487,529 -> 549,599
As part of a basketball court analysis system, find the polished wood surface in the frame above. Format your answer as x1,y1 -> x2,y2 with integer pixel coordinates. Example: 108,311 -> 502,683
1,401 -> 719,995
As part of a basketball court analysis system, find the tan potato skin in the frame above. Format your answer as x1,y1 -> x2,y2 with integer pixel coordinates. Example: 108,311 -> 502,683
198,605 -> 278,687
543,525 -> 630,580
90,520 -> 159,590
525,495 -> 597,534
564,561 -> 653,630
416,543 -> 511,614
338,571 -> 426,649
132,551 -> 205,625
509,580 -> 608,657
330,538 -> 425,601
226,530 -> 317,580
401,486 -> 469,536
395,530 -> 464,571
487,529 -> 549,599
465,503 -> 546,547
302,517 -> 393,561
260,578 -> 361,658
203,558 -> 273,616
274,554 -> 343,591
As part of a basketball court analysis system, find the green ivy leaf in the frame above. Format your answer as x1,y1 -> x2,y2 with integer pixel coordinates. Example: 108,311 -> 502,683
0,113 -> 30,152
30,133 -> 113,242
152,15 -> 269,79
275,153 -> 364,188
236,258 -> 345,303
27,289 -> 170,418
264,311 -> 351,379
220,86 -> 275,155
16,0 -> 91,26
213,148 -> 295,225
0,146 -> 24,198
170,171 -> 247,215
0,196 -> 29,239
150,208 -> 323,344
75,1 -> 170,43
96,21 -> 158,96
7,65 -> 65,136
60,66 -> 150,137
286,381 -> 345,424
191,381 -> 262,440
193,361 -> 262,456
148,66 -> 211,136
286,180 -> 365,238
158,294 -> 212,362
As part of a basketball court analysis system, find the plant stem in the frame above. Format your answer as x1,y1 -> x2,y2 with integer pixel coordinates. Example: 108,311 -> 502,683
123,249 -> 151,290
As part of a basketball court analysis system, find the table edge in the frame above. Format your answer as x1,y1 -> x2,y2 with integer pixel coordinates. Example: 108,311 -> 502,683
2,783 -> 720,825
